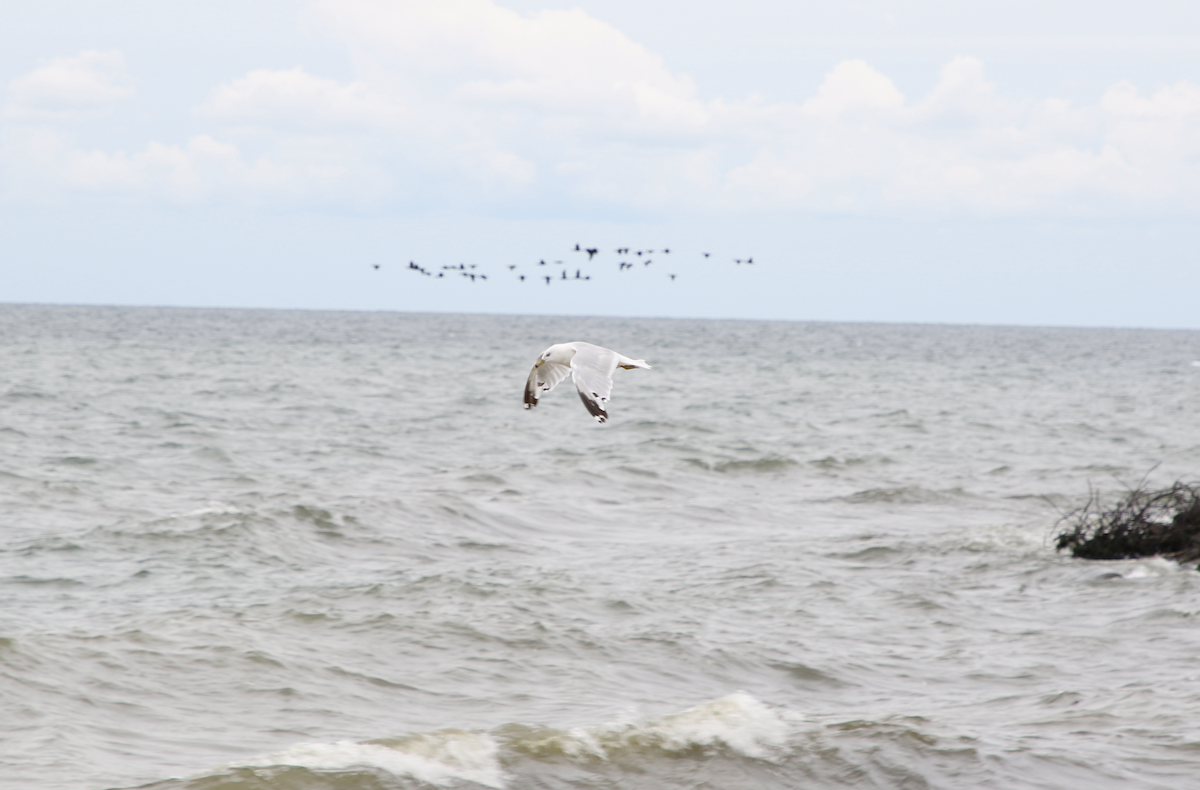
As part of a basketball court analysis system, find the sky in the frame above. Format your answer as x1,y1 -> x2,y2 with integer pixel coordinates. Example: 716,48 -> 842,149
3,0 -> 1200,328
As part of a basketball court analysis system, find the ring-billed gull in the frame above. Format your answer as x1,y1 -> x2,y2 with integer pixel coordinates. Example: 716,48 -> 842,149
523,342 -> 651,424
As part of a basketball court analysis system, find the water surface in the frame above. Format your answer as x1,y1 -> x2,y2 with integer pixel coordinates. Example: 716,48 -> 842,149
2,305 -> 1200,789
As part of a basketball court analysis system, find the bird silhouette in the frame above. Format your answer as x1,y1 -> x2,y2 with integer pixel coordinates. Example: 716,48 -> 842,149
586,248 -> 598,259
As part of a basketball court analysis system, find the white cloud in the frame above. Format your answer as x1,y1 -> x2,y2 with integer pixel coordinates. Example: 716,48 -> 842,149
912,57 -> 1007,125
800,60 -> 905,120
4,2 -> 1200,217
1,122 -> 394,207
194,67 -> 404,131
4,50 -> 133,121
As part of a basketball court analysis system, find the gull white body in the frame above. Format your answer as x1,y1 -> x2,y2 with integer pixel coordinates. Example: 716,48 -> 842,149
523,342 -> 651,423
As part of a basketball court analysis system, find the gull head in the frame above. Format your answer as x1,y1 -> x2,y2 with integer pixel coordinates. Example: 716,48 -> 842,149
540,343 -> 577,366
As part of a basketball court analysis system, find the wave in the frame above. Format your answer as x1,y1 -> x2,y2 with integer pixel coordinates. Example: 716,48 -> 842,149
683,455 -> 798,474
837,486 -> 969,505
130,693 -> 792,789
499,692 -> 790,763
115,693 -> 1111,790
241,729 -> 505,788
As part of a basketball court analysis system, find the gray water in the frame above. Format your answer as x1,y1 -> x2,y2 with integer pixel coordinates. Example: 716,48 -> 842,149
3,304 -> 1200,790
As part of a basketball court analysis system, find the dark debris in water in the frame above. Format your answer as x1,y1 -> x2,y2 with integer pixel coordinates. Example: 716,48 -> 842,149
1054,481 -> 1200,564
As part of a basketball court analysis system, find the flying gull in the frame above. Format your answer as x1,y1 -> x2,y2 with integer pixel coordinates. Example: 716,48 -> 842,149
523,342 -> 651,424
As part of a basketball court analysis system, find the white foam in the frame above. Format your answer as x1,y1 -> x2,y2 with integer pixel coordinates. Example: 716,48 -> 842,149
1122,556 -> 1182,578
229,694 -> 789,784
560,692 -> 791,762
640,692 -> 791,759
235,729 -> 506,788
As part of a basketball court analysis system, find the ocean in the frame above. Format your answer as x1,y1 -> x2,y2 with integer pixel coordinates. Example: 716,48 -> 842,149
3,304 -> 1200,790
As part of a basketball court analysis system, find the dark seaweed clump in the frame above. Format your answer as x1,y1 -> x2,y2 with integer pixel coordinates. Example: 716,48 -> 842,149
1054,482 -> 1200,562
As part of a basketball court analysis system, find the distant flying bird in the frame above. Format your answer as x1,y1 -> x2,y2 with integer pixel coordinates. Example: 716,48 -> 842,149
373,264 -> 380,270
539,259 -> 547,266
544,276 -> 551,285
520,275 -> 526,281
523,342 -> 651,424
574,243 -> 581,251
586,248 -> 598,259
702,252 -> 710,257
508,265 -> 516,270
669,274 -> 676,280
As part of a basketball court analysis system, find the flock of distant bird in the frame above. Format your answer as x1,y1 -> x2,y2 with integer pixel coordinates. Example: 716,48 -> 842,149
375,243 -> 755,285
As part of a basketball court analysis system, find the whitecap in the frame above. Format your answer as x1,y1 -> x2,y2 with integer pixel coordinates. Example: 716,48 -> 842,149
516,692 -> 792,763
234,729 -> 506,788
1121,556 -> 1182,579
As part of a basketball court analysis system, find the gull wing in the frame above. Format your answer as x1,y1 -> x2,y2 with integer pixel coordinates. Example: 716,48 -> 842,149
523,359 -> 572,409
569,344 -> 620,424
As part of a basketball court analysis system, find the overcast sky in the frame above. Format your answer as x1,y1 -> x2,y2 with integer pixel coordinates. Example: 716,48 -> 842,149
3,0 -> 1200,328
